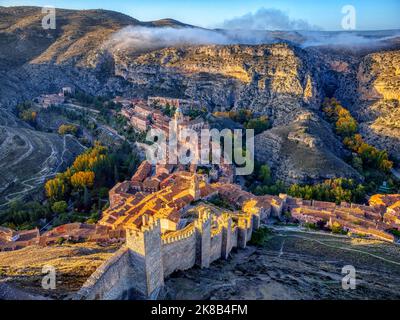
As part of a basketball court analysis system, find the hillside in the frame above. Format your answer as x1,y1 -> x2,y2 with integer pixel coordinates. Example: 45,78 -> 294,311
163,229 -> 400,300
0,6 -> 399,201
0,242 -> 120,299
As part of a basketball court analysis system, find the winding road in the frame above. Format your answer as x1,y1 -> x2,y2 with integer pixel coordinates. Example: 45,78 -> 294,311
0,131 -> 85,207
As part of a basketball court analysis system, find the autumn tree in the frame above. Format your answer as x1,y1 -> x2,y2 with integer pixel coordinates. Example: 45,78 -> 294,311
21,110 -> 37,123
58,124 -> 78,136
323,99 -> 393,174
71,171 -> 95,189
45,178 -> 67,202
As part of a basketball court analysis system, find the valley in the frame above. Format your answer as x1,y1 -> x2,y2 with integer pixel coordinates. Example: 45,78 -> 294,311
0,5 -> 400,301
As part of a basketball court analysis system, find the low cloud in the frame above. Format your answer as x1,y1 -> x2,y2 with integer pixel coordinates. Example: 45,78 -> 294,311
219,7 -> 320,31
107,26 -> 232,51
107,25 -> 291,51
107,23 -> 400,52
299,31 -> 400,48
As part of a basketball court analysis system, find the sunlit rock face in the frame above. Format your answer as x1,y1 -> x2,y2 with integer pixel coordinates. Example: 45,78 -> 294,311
358,51 -> 400,102
115,43 -> 321,121
355,51 -> 400,161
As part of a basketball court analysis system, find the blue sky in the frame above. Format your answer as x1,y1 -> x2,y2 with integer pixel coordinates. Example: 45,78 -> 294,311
2,0 -> 400,30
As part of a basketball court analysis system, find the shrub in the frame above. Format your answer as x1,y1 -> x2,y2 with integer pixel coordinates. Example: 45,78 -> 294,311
56,237 -> 65,245
58,124 -> 78,136
304,222 -> 319,230
20,110 -> 37,123
331,221 -> 347,235
388,229 -> 400,238
249,227 -> 273,246
51,201 -> 68,214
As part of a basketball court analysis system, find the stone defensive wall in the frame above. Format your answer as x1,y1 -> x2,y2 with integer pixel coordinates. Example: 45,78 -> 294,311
74,206 -> 265,300
74,247 -> 134,300
161,223 -> 197,277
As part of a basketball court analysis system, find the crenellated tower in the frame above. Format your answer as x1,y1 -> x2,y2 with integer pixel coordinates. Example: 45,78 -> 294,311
126,215 -> 164,298
189,174 -> 201,201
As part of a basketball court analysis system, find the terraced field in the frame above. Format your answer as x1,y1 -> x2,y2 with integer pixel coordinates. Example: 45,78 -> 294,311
0,122 -> 84,206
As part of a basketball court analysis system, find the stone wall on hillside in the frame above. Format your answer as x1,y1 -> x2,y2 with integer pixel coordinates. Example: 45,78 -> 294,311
75,202 -> 277,300
74,247 -> 133,300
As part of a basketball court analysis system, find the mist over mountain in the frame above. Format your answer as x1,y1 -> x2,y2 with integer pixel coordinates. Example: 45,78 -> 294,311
0,6 -> 399,202
108,25 -> 400,52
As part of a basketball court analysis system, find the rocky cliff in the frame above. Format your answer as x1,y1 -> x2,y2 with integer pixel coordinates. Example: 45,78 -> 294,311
356,51 -> 400,161
115,44 -> 321,123
254,112 -> 361,184
0,6 -> 399,194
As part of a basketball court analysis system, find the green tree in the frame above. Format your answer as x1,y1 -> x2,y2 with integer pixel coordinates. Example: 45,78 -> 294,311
52,201 -> 68,214
258,165 -> 272,184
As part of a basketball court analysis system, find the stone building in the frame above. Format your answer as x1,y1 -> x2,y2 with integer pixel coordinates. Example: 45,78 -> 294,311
147,96 -> 202,113
0,227 -> 40,251
288,194 -> 400,242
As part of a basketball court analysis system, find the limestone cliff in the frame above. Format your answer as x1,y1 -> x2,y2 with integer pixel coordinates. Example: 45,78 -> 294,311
356,51 -> 400,161
115,44 -> 321,125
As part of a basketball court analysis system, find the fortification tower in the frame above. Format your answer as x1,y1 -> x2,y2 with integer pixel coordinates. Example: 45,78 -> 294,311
126,215 -> 164,298
194,208 -> 211,268
173,103 -> 184,138
189,174 -> 201,201
221,213 -> 233,259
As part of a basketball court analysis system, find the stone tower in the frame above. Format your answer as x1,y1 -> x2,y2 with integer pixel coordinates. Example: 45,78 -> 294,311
173,104 -> 184,139
189,174 -> 201,201
195,208 -> 211,268
126,215 -> 164,298
221,213 -> 233,259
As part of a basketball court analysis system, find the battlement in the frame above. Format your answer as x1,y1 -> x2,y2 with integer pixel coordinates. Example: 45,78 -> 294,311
161,223 -> 196,244
126,215 -> 160,238
79,200 -> 262,300
211,225 -> 223,237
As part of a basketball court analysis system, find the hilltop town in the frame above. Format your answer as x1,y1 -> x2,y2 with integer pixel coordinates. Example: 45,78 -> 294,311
1,91 -> 400,299
1,5 -> 400,301
1,89 -> 400,299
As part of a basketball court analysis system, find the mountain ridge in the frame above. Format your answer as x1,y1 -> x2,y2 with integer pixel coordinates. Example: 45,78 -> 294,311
0,6 -> 399,199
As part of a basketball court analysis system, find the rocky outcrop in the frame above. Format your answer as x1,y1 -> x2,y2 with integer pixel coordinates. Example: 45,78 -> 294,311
116,44 -> 322,125
355,51 -> 400,161
358,51 -> 400,102
255,112 -> 361,185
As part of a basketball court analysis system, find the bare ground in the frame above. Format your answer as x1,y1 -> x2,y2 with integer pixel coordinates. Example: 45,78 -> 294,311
162,229 -> 400,300
0,243 -> 121,299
